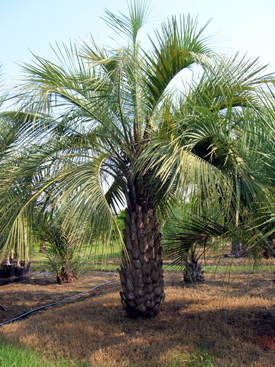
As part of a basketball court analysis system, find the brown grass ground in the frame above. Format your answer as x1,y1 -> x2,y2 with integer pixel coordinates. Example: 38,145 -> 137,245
1,268 -> 275,366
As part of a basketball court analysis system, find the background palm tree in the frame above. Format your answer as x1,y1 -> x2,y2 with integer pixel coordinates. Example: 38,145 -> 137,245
0,1 -> 273,318
163,213 -> 230,283
0,67 -> 37,266
161,59 -> 275,271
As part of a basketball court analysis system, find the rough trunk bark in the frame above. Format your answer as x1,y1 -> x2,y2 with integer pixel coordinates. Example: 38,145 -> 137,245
39,241 -> 47,253
56,267 -> 76,284
118,205 -> 165,318
4,253 -> 10,266
183,260 -> 204,283
231,240 -> 241,255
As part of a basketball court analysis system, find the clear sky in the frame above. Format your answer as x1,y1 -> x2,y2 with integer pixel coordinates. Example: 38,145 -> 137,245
1,0 -> 274,88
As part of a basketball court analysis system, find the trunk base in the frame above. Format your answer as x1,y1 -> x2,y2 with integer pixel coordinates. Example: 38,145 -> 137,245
56,267 -> 76,284
183,261 -> 204,283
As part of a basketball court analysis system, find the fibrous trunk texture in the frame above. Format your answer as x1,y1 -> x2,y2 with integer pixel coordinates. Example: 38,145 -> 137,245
183,260 -> 204,283
56,267 -> 76,284
231,240 -> 241,255
118,206 -> 165,318
231,241 -> 248,258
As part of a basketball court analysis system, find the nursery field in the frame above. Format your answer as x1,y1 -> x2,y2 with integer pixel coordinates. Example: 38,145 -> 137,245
2,0 -> 275,365
1,256 -> 275,367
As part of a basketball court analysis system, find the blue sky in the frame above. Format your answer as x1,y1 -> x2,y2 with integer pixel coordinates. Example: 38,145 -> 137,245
1,0 -> 274,88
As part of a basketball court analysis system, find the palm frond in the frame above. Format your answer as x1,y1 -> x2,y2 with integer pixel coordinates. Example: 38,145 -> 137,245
102,0 -> 152,45
143,14 -> 214,114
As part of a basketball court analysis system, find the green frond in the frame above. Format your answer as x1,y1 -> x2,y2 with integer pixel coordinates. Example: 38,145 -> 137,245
184,53 -> 272,113
102,0 -> 152,45
136,138 -> 230,212
143,14 -> 214,114
163,214 -> 231,267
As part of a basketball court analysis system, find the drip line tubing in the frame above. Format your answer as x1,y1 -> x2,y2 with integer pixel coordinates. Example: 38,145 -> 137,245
0,278 -> 119,327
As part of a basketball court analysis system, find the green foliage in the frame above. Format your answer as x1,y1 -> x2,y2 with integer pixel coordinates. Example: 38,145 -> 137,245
161,351 -> 225,367
114,210 -> 126,233
47,244 -> 86,283
0,338 -> 239,367
163,213 -> 229,265
0,339 -> 80,367
36,213 -> 88,283
0,0 -> 274,273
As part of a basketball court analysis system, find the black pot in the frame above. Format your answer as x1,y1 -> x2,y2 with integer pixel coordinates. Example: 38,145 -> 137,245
14,266 -> 24,277
2,265 -> 14,279
24,262 -> 31,274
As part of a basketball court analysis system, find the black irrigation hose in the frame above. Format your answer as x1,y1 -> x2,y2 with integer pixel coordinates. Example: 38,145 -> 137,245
0,279 -> 119,327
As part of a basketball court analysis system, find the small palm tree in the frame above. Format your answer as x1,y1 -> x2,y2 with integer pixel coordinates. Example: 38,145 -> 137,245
164,215 -> 230,283
0,1 -> 272,317
36,212 -> 85,283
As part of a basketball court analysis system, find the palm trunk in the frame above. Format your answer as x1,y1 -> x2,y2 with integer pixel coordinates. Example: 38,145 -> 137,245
183,260 -> 204,283
118,205 -> 165,318
231,240 -> 240,255
4,253 -> 10,266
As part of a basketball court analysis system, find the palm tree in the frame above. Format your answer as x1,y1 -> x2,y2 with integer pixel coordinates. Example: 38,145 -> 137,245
163,214 -> 230,283
237,83 -> 275,258
0,1 -> 272,317
0,68 -> 36,266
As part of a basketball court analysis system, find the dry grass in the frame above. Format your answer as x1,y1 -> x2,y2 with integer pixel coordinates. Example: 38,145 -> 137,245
1,270 -> 275,366
0,272 -> 119,323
